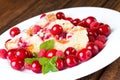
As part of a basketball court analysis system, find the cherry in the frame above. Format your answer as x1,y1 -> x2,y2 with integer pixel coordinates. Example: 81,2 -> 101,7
24,62 -> 32,70
76,48 -> 92,62
7,49 -> 17,60
31,25 -> 41,34
10,57 -> 24,70
71,18 -> 81,26
15,48 -> 28,60
65,55 -> 78,67
38,49 -> 47,58
86,42 -> 99,56
56,58 -> 64,70
0,49 -> 8,59
97,24 -> 111,36
45,49 -> 57,58
90,21 -> 99,30
40,13 -> 46,18
65,17 -> 73,22
96,35 -> 107,43
87,29 -> 98,37
56,50 -> 65,57
94,40 -> 105,51
55,32 -> 67,40
50,24 -> 63,35
88,35 -> 95,42
31,60 -> 42,73
56,12 -> 65,19
64,47 -> 76,56
78,19 -> 86,27
84,16 -> 96,27
9,27 -> 20,37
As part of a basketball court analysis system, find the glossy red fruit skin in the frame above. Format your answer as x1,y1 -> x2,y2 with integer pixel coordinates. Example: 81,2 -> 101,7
31,60 -> 42,73
76,48 -> 92,62
45,49 -> 57,58
65,55 -> 78,67
16,48 -> 28,60
72,18 -> 81,26
38,49 -> 47,57
96,35 -> 107,43
24,62 -> 32,70
9,27 -> 20,37
7,49 -> 17,60
64,47 -> 76,56
86,42 -> 99,56
88,35 -> 95,42
0,49 -> 8,59
10,58 -> 24,70
97,24 -> 111,36
84,16 -> 96,27
56,58 -> 64,70
87,29 -> 98,37
56,12 -> 65,19
50,24 -> 63,35
32,25 -> 41,34
65,17 -> 73,22
78,19 -> 86,27
55,32 -> 67,40
94,40 -> 105,51
90,21 -> 99,30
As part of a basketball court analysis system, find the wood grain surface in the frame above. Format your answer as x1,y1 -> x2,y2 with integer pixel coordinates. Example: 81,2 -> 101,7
0,0 -> 120,80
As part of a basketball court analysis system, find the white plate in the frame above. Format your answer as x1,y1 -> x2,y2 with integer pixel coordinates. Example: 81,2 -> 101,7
0,7 -> 120,80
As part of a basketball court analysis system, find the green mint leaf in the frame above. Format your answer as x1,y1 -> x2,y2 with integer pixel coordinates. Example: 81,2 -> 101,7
42,64 -> 51,74
39,57 -> 49,65
49,56 -> 58,72
38,56 -> 58,74
50,56 -> 58,64
40,39 -> 54,50
50,65 -> 58,72
25,58 -> 38,64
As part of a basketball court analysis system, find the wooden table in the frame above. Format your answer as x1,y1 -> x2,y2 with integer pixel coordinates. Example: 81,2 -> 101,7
0,0 -> 120,80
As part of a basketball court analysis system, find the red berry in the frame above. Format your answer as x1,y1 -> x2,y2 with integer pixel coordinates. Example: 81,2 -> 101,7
98,24 -> 111,36
40,13 -> 46,18
55,32 -> 67,40
56,58 -> 64,70
10,57 -> 24,70
32,25 -> 41,34
88,36 -> 95,42
45,49 -> 57,58
24,62 -> 32,70
84,16 -> 96,27
76,48 -> 92,62
71,18 -> 81,26
65,55 -> 78,67
87,29 -> 98,37
56,50 -> 65,57
10,27 -> 20,37
15,48 -> 28,60
90,21 -> 99,30
38,49 -> 47,57
7,49 -> 17,60
56,12 -> 65,19
50,24 -> 63,35
86,42 -> 99,56
78,19 -> 87,27
96,35 -> 107,43
0,49 -> 8,59
31,60 -> 42,73
64,47 -> 76,56
65,17 -> 73,22
94,40 -> 105,50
